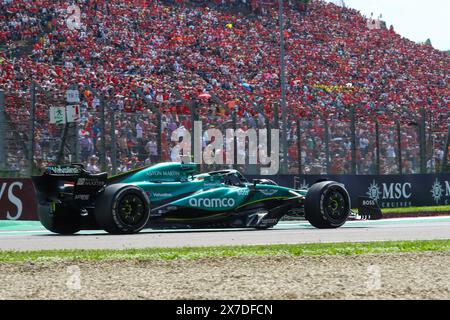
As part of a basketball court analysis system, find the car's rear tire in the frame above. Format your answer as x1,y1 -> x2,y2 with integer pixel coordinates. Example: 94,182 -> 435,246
94,184 -> 150,234
37,202 -> 81,235
305,181 -> 350,229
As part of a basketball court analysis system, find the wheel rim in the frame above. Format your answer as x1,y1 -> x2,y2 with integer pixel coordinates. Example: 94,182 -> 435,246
117,194 -> 145,226
324,189 -> 348,221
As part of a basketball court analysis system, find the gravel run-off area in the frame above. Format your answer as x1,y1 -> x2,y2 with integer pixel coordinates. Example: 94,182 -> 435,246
1,252 -> 450,300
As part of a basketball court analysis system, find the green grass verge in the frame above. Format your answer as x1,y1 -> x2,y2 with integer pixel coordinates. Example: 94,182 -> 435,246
1,240 -> 450,263
381,205 -> 450,214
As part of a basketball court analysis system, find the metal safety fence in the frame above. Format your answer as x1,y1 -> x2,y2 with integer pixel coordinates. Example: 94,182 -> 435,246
0,85 -> 449,178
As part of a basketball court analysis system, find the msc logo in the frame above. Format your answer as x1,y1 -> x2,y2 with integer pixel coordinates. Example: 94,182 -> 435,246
189,198 -> 236,208
366,180 -> 412,201
430,179 -> 450,204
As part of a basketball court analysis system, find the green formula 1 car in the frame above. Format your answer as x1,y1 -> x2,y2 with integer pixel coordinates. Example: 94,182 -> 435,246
32,161 -> 381,235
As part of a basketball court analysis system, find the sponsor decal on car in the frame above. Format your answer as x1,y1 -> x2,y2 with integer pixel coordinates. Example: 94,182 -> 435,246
189,198 -> 236,208
74,194 -> 90,201
204,181 -> 221,188
260,218 -> 278,224
150,192 -> 174,198
146,170 -> 180,177
77,178 -> 105,186
47,166 -> 81,175
237,188 -> 250,197
259,189 -> 278,196
362,199 -> 376,207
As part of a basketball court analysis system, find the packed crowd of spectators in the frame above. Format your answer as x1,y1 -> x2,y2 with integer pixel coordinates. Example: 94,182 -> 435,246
1,0 -> 449,176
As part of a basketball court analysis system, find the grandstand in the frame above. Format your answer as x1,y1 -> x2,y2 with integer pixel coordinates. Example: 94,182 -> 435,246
0,0 -> 449,176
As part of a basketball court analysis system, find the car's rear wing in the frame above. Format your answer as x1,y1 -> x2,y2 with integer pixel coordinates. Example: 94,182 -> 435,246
32,165 -> 107,206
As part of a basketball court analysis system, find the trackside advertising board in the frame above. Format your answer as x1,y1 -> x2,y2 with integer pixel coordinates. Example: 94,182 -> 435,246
247,174 -> 450,209
1,174 -> 450,220
0,179 -> 38,220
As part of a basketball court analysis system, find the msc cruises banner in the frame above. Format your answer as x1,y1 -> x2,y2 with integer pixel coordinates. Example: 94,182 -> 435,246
248,174 -> 450,209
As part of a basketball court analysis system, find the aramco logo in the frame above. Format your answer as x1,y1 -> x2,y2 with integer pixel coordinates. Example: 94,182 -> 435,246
189,198 -> 236,208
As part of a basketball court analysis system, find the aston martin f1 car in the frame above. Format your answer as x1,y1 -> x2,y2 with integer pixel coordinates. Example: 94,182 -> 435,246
32,162 -> 382,235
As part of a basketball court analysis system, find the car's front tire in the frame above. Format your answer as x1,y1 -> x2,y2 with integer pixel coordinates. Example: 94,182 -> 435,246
304,181 -> 350,229
94,184 -> 151,234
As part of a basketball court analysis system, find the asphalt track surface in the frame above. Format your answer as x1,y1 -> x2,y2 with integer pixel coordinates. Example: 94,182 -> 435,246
1,216 -> 450,251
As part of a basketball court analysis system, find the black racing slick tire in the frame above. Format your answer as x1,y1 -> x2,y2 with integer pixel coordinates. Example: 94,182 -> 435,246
94,184 -> 150,234
37,201 -> 81,235
304,181 -> 350,229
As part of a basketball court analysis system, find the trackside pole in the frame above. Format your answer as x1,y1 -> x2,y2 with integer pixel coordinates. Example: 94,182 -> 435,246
297,120 -> 302,175
442,124 -> 450,173
156,112 -> 162,162
189,99 -> 197,161
279,0 -> 288,174
56,123 -> 69,164
324,119 -> 330,173
375,121 -> 380,175
420,107 -> 427,173
83,85 -> 107,172
99,95 -> 107,172
29,82 -> 36,176
396,121 -> 402,175
240,94 -> 272,168
350,105 -> 357,174
0,90 -> 5,171
74,121 -> 80,163
134,88 -> 162,162
111,109 -> 117,175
